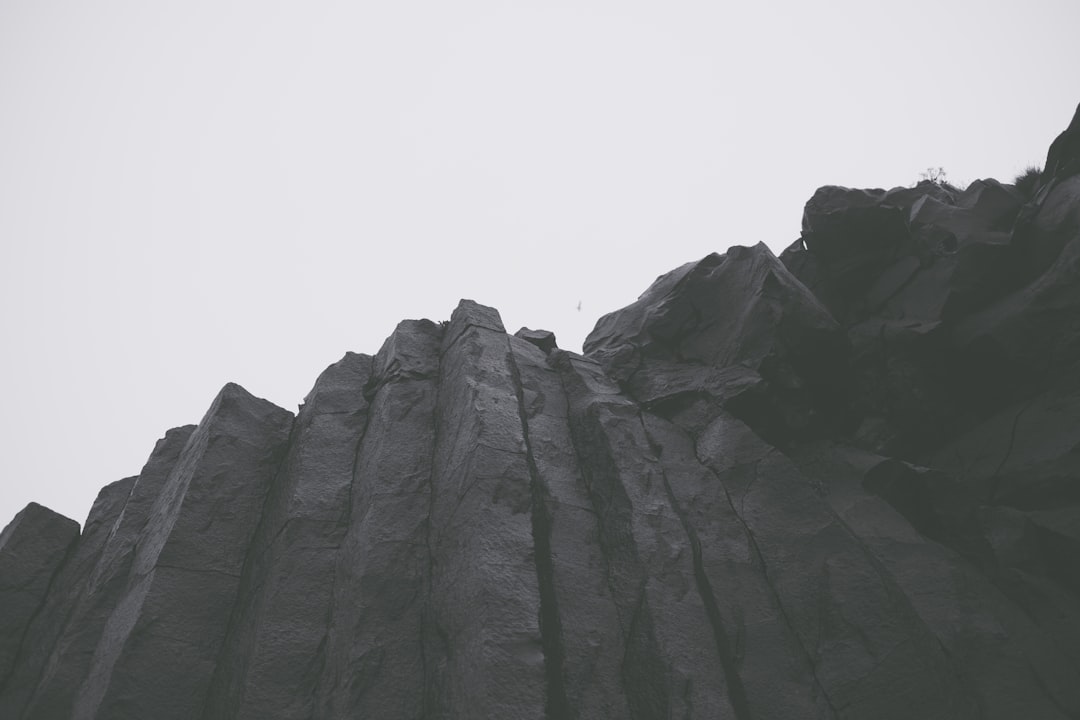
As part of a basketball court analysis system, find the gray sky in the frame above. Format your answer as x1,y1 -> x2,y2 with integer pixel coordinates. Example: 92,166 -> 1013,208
2,0 -> 1078,528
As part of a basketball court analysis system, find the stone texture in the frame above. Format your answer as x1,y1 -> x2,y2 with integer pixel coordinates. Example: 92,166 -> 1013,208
73,385 -> 291,720
203,353 -> 373,720
0,503 -> 79,684
508,334 -> 631,718
6,426 -> 195,720
584,243 -> 848,442
316,321 -> 441,718
424,301 -> 546,717
515,327 -> 558,354
554,350 -> 739,718
1,476 -> 138,719
2,103 -> 1080,719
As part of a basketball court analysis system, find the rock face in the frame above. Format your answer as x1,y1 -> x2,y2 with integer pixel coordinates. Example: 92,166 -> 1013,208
0,504 -> 79,685
3,106 -> 1080,719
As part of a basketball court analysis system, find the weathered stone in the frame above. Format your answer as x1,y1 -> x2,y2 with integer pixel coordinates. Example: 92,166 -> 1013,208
424,301 -> 547,717
0,476 -> 135,719
203,354 -> 374,720
940,231 -> 1020,319
788,443 -> 1080,718
692,419 -> 972,719
71,385 -> 293,720
910,180 -> 1023,241
553,350 -> 739,718
508,335 -> 631,718
9,425 -> 195,720
950,205 -> 1080,406
795,185 -> 912,316
585,243 -> 848,442
639,412 -> 834,718
515,327 -> 558,353
316,321 -> 441,718
931,371 -> 1080,511
0,503 -> 79,684
955,179 -> 1025,225
2,101 -> 1079,720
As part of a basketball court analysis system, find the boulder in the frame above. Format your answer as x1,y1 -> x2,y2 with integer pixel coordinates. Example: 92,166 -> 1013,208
515,327 -> 558,353
585,243 -> 848,441
795,186 -> 912,316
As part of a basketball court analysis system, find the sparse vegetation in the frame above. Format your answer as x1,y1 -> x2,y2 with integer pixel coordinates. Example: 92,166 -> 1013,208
920,166 -> 948,184
1013,165 -> 1043,199
919,166 -> 965,194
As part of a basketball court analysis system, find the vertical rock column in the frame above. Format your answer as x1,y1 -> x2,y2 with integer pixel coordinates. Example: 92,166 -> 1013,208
0,503 -> 80,684
71,384 -> 293,720
203,353 -> 374,720
552,351 -> 737,719
507,333 -> 632,719
315,320 -> 443,718
2,476 -> 136,719
638,411 -> 835,720
8,426 -> 194,720
425,301 -> 547,717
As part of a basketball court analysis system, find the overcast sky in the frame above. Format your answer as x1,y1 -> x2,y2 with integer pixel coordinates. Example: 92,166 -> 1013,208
2,0 -> 1078,528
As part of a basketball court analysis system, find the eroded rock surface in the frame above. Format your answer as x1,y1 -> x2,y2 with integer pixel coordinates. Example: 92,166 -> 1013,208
3,103 -> 1080,719
0,503 -> 79,685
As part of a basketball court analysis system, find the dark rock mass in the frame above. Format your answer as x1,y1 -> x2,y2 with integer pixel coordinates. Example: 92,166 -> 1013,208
3,103 -> 1080,719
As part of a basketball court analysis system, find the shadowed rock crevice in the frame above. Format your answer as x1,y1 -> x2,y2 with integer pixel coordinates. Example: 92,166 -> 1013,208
312,321 -> 443,719
420,338 -> 447,720
681,432 -> 841,718
644,424 -> 754,720
506,342 -> 570,720
551,352 -> 673,719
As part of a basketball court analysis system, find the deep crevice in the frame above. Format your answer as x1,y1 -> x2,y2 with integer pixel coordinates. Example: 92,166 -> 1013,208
506,343 -> 571,720
421,329 -> 449,718
639,417 -> 754,720
308,380 -> 379,715
548,352 -> 669,720
690,440 -> 841,718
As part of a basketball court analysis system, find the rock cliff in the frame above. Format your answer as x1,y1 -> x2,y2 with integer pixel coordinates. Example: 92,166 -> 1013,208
3,103 -> 1080,719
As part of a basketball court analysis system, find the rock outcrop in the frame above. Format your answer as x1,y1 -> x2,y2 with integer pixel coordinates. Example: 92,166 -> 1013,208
3,102 -> 1079,719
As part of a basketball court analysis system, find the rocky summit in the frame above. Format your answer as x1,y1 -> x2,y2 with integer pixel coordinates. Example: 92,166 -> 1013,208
3,103 -> 1080,720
